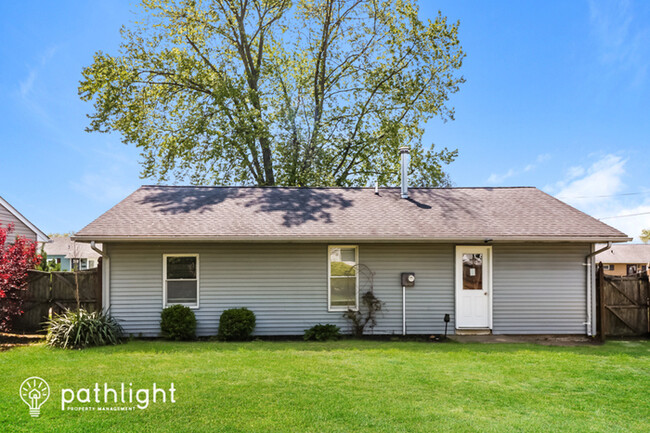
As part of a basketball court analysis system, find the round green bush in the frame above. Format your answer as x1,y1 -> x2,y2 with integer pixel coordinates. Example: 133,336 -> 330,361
304,323 -> 341,341
217,308 -> 256,341
46,309 -> 123,349
160,305 -> 196,340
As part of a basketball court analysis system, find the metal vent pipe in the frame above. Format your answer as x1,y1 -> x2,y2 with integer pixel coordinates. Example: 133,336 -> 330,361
400,147 -> 410,199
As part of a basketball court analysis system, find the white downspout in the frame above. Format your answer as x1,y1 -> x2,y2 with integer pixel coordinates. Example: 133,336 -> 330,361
402,285 -> 406,336
91,241 -> 110,313
90,240 -> 103,256
585,242 -> 612,336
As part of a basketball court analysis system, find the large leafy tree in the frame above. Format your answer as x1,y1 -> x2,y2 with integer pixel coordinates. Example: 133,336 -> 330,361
80,0 -> 464,187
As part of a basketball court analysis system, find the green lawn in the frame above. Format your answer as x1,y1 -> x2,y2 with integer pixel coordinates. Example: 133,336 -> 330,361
1,339 -> 649,432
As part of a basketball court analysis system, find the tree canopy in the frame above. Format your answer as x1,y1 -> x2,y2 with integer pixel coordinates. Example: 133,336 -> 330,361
80,0 -> 465,187
641,229 -> 650,243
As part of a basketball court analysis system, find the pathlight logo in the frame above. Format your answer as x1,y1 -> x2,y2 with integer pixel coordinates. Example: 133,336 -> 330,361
19,377 -> 50,417
19,378 -> 177,417
61,382 -> 177,411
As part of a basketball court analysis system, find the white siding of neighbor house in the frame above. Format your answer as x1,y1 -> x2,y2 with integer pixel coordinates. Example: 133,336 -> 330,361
107,242 -> 590,337
492,243 -> 590,334
0,203 -> 37,241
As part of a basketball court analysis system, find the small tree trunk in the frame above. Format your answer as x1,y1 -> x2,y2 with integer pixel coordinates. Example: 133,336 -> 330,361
74,270 -> 80,310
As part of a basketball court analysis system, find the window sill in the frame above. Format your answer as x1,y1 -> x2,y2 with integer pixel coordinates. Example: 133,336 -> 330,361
328,307 -> 358,312
164,303 -> 199,310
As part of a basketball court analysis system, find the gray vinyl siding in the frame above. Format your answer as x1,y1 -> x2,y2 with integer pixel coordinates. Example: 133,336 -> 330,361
0,203 -> 37,241
107,242 -> 589,337
492,243 -> 590,334
108,242 -> 454,337
361,244 -> 454,334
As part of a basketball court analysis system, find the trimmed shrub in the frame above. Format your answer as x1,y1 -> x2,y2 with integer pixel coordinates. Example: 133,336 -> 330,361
46,309 -> 123,349
217,308 -> 256,341
160,305 -> 196,341
304,324 -> 341,341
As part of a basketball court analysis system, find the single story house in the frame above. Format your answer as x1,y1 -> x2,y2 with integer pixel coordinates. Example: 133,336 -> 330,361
0,195 -> 49,243
73,180 -> 629,337
42,236 -> 101,271
595,244 -> 650,276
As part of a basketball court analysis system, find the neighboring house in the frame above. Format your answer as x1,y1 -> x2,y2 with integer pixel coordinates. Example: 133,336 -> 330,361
595,244 -> 650,276
43,236 -> 101,271
73,177 -> 629,338
0,195 -> 49,243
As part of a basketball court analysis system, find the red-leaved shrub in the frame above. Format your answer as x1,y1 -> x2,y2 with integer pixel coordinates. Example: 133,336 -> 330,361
0,223 -> 40,332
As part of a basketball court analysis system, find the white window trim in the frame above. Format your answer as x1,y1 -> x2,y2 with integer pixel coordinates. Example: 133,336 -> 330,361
163,254 -> 200,309
327,245 -> 359,312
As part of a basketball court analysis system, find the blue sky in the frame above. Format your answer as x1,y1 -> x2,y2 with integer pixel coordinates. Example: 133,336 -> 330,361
0,1 -> 648,240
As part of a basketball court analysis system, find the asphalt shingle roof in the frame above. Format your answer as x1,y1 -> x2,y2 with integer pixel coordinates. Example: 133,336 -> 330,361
595,244 -> 650,264
74,186 -> 629,242
43,236 -> 102,259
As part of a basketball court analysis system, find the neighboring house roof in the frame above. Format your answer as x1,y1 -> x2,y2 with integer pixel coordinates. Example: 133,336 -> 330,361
0,195 -> 50,242
74,185 -> 629,243
596,244 -> 650,264
43,236 -> 101,260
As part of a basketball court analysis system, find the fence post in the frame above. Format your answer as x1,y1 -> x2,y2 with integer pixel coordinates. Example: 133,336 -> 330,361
645,272 -> 650,336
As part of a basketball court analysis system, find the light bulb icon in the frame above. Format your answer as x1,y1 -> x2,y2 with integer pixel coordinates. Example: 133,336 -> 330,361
20,377 -> 50,417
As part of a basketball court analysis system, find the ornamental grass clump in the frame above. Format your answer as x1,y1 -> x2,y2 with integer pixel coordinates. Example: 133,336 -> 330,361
46,309 -> 123,349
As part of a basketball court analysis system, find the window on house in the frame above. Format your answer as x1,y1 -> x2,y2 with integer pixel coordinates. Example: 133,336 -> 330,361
328,246 -> 358,311
88,260 -> 95,268
603,264 -> 614,271
164,255 -> 199,308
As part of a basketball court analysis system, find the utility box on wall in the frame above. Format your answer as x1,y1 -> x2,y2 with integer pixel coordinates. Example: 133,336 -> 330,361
401,272 -> 415,287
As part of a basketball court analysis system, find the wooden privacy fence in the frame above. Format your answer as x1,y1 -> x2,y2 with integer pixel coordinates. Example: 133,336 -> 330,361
14,266 -> 102,332
597,263 -> 650,340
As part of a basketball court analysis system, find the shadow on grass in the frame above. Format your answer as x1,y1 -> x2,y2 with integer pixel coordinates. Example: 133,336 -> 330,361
81,338 -> 650,359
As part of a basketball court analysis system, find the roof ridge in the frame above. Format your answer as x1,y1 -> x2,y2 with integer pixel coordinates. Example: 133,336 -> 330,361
0,195 -> 50,242
139,185 -> 539,190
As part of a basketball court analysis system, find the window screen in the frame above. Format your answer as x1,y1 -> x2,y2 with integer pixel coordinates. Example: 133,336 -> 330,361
329,246 -> 358,310
165,255 -> 198,307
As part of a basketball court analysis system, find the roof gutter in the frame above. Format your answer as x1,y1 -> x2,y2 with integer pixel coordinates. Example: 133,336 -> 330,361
584,242 -> 612,336
71,235 -> 633,243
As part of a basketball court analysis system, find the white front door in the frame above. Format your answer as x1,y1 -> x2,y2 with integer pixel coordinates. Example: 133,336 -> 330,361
455,246 -> 492,329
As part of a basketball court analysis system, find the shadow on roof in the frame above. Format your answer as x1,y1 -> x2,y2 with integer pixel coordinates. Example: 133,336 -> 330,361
136,187 -> 355,227
243,188 -> 354,227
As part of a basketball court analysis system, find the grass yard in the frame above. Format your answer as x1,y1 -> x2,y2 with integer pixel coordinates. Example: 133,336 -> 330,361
1,339 -> 649,432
